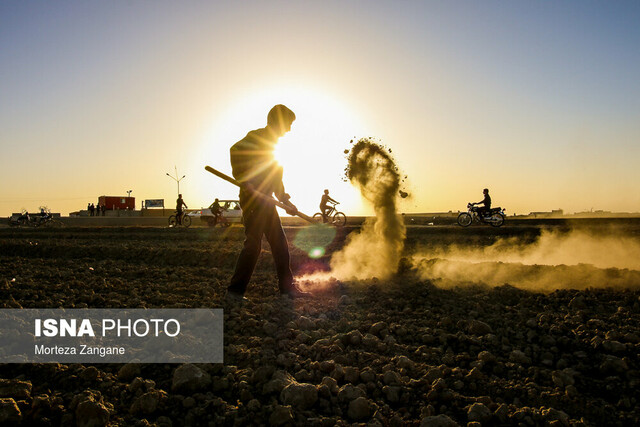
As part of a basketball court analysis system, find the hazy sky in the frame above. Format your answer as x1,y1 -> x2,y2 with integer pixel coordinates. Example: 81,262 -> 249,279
2,1 -> 639,216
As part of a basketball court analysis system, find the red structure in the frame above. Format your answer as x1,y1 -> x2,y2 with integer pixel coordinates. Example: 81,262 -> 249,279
98,196 -> 135,210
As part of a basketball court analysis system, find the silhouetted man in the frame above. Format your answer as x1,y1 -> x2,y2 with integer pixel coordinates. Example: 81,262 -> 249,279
475,188 -> 491,217
226,104 -> 309,302
319,189 -> 338,223
176,194 -> 187,225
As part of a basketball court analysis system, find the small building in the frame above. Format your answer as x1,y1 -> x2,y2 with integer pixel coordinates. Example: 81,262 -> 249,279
98,196 -> 135,211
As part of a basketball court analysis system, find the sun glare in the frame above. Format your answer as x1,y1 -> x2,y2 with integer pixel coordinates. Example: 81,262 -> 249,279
198,85 -> 369,216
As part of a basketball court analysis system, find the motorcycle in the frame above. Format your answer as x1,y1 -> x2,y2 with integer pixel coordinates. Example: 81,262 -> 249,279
457,203 -> 506,227
8,211 -> 31,227
8,210 -> 63,227
32,212 -> 64,227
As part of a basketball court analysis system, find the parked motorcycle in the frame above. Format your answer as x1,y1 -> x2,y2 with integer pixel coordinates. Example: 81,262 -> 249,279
8,211 -> 31,227
457,203 -> 506,227
33,212 -> 64,227
8,210 -> 63,227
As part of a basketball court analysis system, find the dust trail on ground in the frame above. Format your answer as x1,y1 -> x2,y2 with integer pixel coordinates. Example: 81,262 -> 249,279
414,229 -> 640,291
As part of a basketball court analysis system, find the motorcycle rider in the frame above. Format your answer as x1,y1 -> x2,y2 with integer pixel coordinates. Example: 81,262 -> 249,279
38,208 -> 50,225
475,188 -> 491,218
211,198 -> 223,224
19,211 -> 31,225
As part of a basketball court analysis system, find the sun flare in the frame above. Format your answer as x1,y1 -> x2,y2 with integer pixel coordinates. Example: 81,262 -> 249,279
197,85 -> 369,216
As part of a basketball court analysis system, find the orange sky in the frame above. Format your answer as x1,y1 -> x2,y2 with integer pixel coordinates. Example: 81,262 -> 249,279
1,1 -> 640,216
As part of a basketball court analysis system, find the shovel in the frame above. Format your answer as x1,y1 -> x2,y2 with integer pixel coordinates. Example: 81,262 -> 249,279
204,166 -> 316,224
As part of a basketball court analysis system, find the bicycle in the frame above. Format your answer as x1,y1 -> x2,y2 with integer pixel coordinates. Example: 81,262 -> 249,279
313,202 -> 347,227
168,211 -> 192,228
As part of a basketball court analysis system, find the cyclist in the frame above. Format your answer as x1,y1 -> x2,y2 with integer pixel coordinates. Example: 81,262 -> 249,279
319,189 -> 339,223
176,194 -> 188,225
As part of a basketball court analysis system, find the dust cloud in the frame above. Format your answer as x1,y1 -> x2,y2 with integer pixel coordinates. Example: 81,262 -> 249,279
414,229 -> 640,291
329,138 -> 407,280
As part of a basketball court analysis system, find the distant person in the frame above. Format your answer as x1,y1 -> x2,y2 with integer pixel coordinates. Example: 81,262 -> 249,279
101,204 -> 106,216
474,188 -> 491,218
90,203 -> 95,216
87,203 -> 91,216
39,208 -> 50,220
176,194 -> 188,225
319,189 -> 338,223
19,211 -> 30,224
211,198 -> 223,224
226,104 -> 309,303
212,198 -> 222,214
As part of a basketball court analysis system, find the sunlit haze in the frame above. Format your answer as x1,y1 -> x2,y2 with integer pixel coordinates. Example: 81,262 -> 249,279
1,1 -> 639,216
192,86 -> 367,216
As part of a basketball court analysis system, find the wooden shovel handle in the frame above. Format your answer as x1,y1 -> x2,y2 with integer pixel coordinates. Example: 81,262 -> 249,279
204,166 -> 316,224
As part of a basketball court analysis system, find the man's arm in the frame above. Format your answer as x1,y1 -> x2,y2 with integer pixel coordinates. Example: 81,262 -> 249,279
272,166 -> 297,215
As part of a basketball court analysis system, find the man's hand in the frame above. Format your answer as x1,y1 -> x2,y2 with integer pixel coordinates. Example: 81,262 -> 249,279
285,201 -> 298,216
